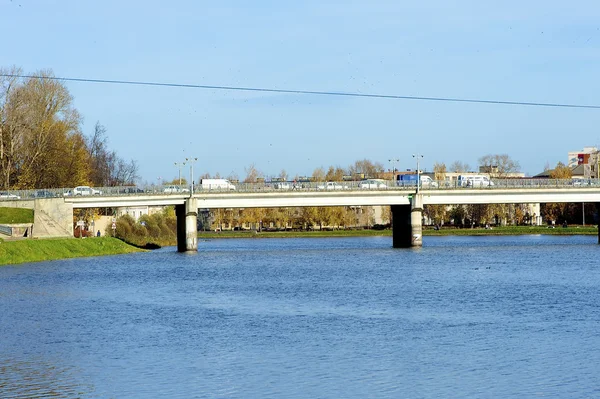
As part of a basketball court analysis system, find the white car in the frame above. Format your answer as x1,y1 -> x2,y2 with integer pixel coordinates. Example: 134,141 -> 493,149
64,186 -> 102,196
319,182 -> 348,190
0,192 -> 20,200
273,182 -> 292,190
163,185 -> 190,194
358,179 -> 388,189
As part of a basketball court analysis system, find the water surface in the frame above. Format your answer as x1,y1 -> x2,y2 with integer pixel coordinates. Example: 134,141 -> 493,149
1,235 -> 599,398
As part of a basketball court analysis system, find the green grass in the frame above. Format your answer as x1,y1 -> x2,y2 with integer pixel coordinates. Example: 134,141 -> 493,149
0,207 -> 34,224
0,237 -> 144,266
198,229 -> 391,239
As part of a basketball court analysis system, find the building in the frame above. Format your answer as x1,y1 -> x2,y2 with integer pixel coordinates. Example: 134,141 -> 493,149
567,146 -> 599,178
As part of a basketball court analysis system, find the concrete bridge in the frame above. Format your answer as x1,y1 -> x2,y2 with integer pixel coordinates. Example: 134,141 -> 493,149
3,181 -> 600,250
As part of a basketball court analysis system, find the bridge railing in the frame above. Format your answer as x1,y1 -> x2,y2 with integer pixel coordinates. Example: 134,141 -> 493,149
1,178 -> 599,200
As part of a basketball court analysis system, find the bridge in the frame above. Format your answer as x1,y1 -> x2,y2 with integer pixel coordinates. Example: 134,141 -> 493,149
3,178 -> 600,251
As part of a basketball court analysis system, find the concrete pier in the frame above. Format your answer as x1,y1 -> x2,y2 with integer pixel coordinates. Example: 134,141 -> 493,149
176,198 -> 198,252
391,194 -> 423,248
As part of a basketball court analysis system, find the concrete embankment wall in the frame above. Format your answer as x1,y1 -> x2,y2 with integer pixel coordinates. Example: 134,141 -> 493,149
1,198 -> 73,238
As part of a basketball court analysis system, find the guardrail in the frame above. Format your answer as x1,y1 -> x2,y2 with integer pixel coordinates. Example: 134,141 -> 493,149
0,178 -> 599,200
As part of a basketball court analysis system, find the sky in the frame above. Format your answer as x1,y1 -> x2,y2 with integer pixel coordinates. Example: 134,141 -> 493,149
2,0 -> 600,184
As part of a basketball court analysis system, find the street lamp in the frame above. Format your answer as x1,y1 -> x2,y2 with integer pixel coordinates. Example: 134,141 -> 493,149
413,154 -> 423,192
185,157 -> 198,194
388,158 -> 399,175
174,162 -> 184,186
389,158 -> 399,185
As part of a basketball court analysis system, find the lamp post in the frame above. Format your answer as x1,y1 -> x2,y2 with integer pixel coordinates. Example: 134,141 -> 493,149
185,157 -> 198,194
413,154 -> 423,192
389,158 -> 399,185
174,162 -> 184,186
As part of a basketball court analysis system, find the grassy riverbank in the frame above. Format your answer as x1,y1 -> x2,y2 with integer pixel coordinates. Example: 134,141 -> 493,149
0,208 -> 34,224
197,225 -> 598,239
0,237 -> 144,266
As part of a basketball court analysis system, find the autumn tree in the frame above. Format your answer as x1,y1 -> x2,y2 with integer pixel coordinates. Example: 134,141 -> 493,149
325,166 -> 345,181
16,71 -> 85,188
433,162 -> 447,182
424,204 -> 447,226
549,161 -> 572,179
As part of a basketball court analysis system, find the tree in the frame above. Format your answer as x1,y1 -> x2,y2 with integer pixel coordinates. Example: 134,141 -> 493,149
86,122 -> 139,186
14,71 -> 86,189
244,163 -> 262,183
325,166 -> 345,181
312,167 -> 325,182
424,204 -> 447,226
433,162 -> 447,182
449,161 -> 470,173
478,154 -> 520,177
0,67 -> 24,189
348,159 -> 384,178
549,161 -> 572,179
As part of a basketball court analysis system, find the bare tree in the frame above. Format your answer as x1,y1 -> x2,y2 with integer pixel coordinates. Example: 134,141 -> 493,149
0,67 -> 24,189
449,161 -> 470,173
348,159 -> 384,178
478,154 -> 520,177
243,163 -> 262,183
312,167 -> 326,181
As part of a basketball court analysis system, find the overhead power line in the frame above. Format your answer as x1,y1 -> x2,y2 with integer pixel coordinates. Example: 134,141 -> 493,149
1,73 -> 599,109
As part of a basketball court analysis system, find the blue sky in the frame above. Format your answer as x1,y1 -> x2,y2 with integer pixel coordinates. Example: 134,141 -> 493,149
2,0 -> 600,184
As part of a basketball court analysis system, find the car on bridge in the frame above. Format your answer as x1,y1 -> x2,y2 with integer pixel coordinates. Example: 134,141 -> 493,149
273,182 -> 292,190
119,186 -> 145,194
0,192 -> 20,200
63,186 -> 102,196
163,185 -> 190,194
31,190 -> 58,198
358,179 -> 388,189
318,182 -> 349,190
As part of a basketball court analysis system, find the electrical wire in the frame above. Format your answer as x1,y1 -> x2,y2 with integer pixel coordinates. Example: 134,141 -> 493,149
1,73 -> 599,109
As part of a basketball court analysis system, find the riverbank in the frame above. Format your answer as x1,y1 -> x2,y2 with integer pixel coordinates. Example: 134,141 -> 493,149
197,225 -> 598,239
0,237 -> 144,266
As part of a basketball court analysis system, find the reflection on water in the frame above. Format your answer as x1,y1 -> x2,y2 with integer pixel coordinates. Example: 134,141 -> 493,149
0,357 -> 93,398
1,235 -> 599,398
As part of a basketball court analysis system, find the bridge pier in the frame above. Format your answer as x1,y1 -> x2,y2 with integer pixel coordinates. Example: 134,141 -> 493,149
176,198 -> 198,252
391,194 -> 423,248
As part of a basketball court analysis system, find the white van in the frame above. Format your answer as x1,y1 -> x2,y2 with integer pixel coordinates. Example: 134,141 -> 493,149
459,175 -> 494,187
199,179 -> 236,190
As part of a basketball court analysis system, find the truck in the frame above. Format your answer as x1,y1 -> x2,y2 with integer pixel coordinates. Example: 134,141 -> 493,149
199,179 -> 236,191
396,174 -> 438,187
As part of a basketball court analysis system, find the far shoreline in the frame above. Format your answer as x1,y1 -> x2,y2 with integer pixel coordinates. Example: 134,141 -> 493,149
196,225 -> 599,239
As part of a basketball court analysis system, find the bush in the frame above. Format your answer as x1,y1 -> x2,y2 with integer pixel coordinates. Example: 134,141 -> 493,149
114,209 -> 178,248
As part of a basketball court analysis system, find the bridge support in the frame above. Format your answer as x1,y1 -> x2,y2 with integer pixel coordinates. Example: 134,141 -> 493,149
391,194 -> 423,248
176,198 -> 198,252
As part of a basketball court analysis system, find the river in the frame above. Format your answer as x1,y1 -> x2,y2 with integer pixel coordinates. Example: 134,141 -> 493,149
1,235 -> 599,398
